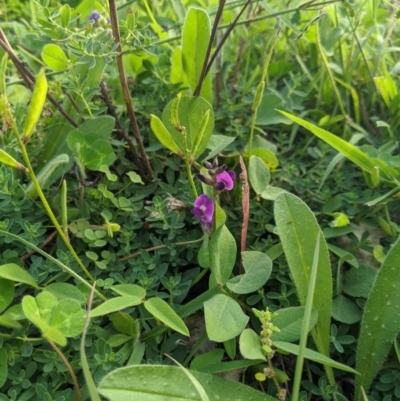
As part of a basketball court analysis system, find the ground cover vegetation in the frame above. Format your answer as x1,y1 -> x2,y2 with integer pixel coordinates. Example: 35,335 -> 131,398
0,0 -> 399,400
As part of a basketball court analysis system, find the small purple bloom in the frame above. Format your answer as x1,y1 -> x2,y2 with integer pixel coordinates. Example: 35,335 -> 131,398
216,170 -> 236,191
89,10 -> 101,23
191,194 -> 214,233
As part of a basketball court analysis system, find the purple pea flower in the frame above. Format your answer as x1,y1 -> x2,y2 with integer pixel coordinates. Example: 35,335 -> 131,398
89,10 -> 101,23
191,194 -> 214,233
215,170 -> 236,191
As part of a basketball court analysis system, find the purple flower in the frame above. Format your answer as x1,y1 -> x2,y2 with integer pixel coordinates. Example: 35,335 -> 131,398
216,171 -> 236,191
191,194 -> 214,233
89,10 -> 101,23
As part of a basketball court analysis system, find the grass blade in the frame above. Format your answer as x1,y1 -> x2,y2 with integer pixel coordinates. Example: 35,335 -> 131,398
278,111 -> 376,173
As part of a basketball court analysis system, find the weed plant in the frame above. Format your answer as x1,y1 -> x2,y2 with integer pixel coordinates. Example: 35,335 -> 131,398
0,1 -> 399,401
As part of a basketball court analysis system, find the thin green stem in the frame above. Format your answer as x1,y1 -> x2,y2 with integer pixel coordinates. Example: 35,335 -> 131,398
118,236 -> 203,262
0,333 -> 43,341
9,115 -> 94,282
0,230 -> 106,301
248,27 -> 280,157
48,339 -> 82,401
182,128 -> 198,199
292,233 -> 323,400
315,18 -> 347,119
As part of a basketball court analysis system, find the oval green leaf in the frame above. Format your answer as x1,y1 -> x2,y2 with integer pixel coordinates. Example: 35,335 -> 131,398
144,297 -> 189,336
271,306 -> 319,343
209,224 -> 236,285
0,264 -> 38,288
150,114 -> 180,154
239,328 -> 267,361
204,294 -> 249,342
249,155 -> 270,195
41,44 -> 69,71
226,251 -> 272,294
0,278 -> 14,314
90,296 -> 142,318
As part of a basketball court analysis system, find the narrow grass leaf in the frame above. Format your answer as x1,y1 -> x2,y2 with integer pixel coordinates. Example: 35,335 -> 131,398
278,111 -> 376,173
274,341 -> 359,375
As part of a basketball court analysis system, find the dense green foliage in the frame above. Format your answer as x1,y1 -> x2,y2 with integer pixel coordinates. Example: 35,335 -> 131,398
0,0 -> 400,400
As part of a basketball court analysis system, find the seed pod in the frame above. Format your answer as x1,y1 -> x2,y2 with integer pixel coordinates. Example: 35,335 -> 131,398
23,69 -> 48,142
252,81 -> 265,111
378,216 -> 397,237
0,149 -> 28,172
370,166 -> 380,188
170,92 -> 182,131
362,169 -> 373,188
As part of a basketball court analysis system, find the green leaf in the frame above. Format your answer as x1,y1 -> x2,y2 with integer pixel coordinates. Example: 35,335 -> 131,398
190,349 -> 225,371
331,295 -> 361,324
182,8 -> 212,103
170,47 -> 188,87
0,149 -> 27,172
274,193 -> 332,362
112,312 -> 139,337
355,237 -> 400,400
0,263 -> 38,288
50,299 -> 85,337
0,348 -> 7,387
41,44 -> 69,71
162,96 -> 214,160
90,296 -> 142,318
144,298 -> 189,336
44,283 -> 86,305
0,315 -> 22,329
226,251 -> 272,294
150,114 -> 180,154
248,155 -> 271,195
25,154 -> 70,199
239,328 -> 267,361
261,185 -> 287,201
256,93 -> 291,125
271,307 -> 319,343
243,148 -> 279,169
209,225 -> 237,285
274,341 -> 359,375
126,171 -> 144,185
111,284 -> 146,299
98,365 -> 278,401
278,111 -> 376,173
343,264 -> 376,298
204,294 -> 249,342
0,278 -> 14,314
202,135 -> 236,162
67,131 -> 116,172
38,59 -> 106,170
22,293 -> 66,346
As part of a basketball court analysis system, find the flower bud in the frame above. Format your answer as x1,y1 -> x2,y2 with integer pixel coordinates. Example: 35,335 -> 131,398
215,164 -> 227,174
197,174 -> 214,186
